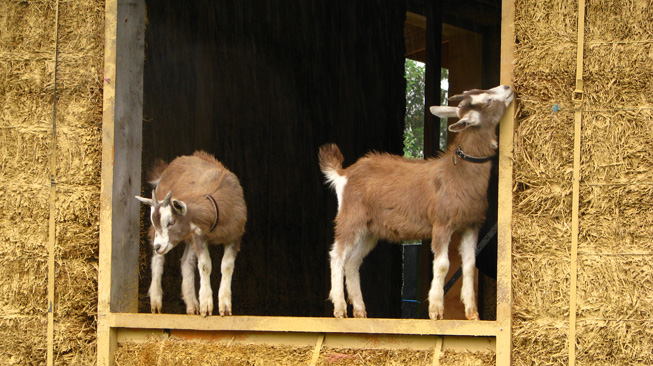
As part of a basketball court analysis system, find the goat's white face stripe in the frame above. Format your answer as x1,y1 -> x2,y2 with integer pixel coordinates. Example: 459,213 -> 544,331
469,93 -> 490,106
152,205 -> 174,254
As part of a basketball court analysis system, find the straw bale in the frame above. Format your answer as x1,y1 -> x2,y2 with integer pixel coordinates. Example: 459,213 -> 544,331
577,256 -> 653,320
1,1 -> 104,364
115,339 -> 313,366
513,106 -> 574,183
0,316 -> 47,366
512,256 -> 570,321
0,128 -> 51,184
581,110 -> 652,184
514,43 -> 576,82
579,185 -> 653,254
439,349 -> 495,366
583,73 -> 653,109
576,319 -> 653,365
584,43 -> 653,85
512,319 -> 569,366
514,0 -> 578,45
316,347 -> 431,366
585,0 -> 653,43
512,212 -> 572,255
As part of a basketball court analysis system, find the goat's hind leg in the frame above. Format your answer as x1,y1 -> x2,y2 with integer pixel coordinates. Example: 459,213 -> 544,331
218,241 -> 239,316
344,233 -> 377,318
180,242 -> 199,315
329,240 -> 351,318
459,227 -> 480,320
428,227 -> 452,320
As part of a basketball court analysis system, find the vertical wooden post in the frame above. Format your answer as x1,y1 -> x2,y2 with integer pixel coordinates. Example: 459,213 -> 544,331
496,0 -> 515,364
418,0 -> 443,319
98,0 -> 146,364
569,0 -> 586,364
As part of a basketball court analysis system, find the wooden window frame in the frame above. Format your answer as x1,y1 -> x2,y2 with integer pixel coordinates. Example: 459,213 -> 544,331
96,1 -> 515,364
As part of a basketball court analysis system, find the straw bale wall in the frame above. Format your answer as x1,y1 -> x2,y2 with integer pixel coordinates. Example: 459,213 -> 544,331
0,0 -> 104,364
114,339 -> 494,366
512,0 -> 652,364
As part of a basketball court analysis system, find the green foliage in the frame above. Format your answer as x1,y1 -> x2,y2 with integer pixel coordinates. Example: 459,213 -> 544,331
404,60 -> 425,159
403,60 -> 449,159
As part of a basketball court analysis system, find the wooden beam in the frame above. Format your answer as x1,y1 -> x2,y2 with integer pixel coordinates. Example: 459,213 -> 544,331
116,327 -> 496,353
98,0 -> 146,365
496,0 -> 516,365
109,314 -> 500,337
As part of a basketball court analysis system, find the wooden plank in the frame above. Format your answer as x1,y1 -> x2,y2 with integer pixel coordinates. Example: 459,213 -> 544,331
109,314 -> 500,337
569,0 -> 586,364
116,328 -> 495,353
47,1 -> 61,363
98,0 -> 146,365
97,0 -> 119,363
496,0 -> 516,365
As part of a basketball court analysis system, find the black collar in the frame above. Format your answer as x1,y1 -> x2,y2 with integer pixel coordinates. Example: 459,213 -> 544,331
205,194 -> 219,233
452,147 -> 493,165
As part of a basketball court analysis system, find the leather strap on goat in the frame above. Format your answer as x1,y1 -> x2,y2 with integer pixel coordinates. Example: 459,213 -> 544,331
452,147 -> 493,165
569,0 -> 586,365
205,194 -> 220,233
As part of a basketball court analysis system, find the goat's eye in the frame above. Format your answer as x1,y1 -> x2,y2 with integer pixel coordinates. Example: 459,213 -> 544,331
167,220 -> 175,227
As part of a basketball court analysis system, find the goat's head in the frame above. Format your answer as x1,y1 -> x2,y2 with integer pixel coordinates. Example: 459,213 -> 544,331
136,190 -> 190,255
429,85 -> 514,132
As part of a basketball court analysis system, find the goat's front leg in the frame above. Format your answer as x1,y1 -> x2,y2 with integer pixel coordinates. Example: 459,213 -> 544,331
180,242 -> 199,315
329,241 -> 350,318
218,241 -> 239,316
459,227 -> 480,320
428,227 -> 452,320
344,234 -> 377,318
192,235 -> 213,317
148,251 -> 165,314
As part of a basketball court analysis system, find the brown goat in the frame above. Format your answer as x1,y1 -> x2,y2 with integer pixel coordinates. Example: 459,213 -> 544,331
136,151 -> 247,316
319,85 -> 514,320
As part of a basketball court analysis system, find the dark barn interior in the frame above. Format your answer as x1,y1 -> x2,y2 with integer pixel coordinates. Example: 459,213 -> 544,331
138,0 -> 502,319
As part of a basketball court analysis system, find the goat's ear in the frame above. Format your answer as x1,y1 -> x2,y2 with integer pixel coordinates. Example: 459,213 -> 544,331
429,106 -> 459,118
171,199 -> 188,216
135,196 -> 154,206
448,119 -> 474,132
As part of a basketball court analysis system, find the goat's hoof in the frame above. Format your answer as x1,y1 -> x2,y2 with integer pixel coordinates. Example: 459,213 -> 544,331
466,311 -> 480,320
150,301 -> 162,314
219,303 -> 232,316
428,303 -> 444,320
333,310 -> 347,318
200,303 -> 213,317
353,309 -> 367,318
429,312 -> 444,320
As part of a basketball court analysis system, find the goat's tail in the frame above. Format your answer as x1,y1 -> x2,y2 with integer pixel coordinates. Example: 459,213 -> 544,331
318,143 -> 345,187
147,159 -> 169,187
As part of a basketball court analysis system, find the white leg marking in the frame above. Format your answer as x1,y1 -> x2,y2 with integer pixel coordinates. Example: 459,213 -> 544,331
329,241 -> 351,318
428,232 -> 451,320
218,242 -> 238,316
344,233 -> 377,318
180,242 -> 199,315
459,227 -> 480,320
194,237 -> 213,317
148,252 -> 165,314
